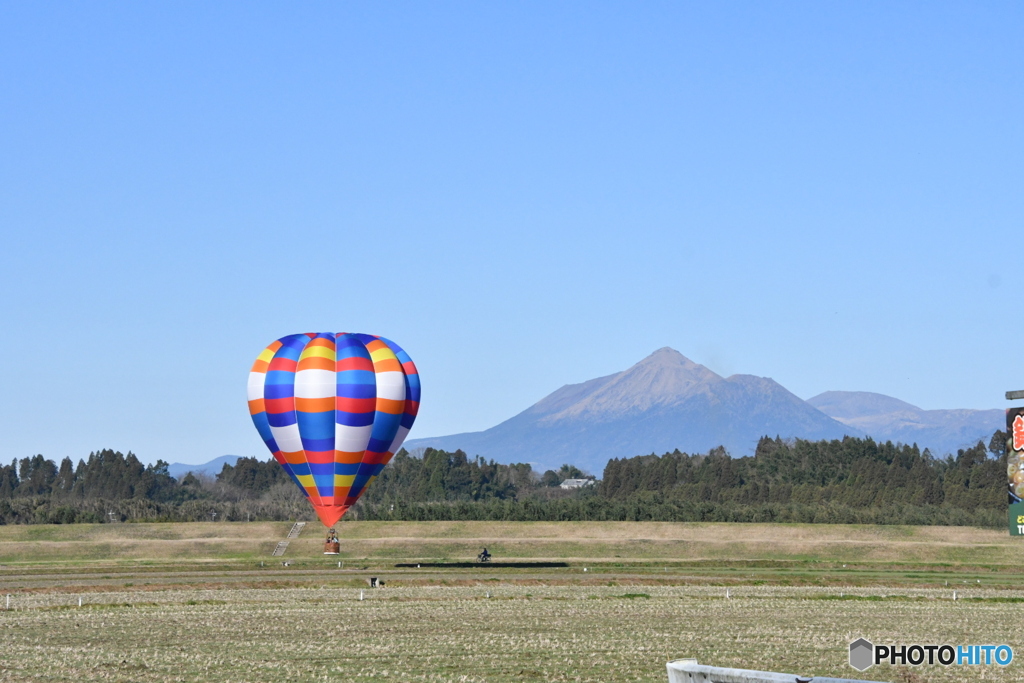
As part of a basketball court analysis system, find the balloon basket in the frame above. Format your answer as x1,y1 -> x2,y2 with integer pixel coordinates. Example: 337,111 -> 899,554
324,541 -> 340,555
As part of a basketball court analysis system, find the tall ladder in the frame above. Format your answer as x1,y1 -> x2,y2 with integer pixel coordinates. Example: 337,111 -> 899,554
272,522 -> 307,557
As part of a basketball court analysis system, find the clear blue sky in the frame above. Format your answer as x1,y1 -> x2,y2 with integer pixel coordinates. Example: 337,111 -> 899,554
1,2 -> 1021,466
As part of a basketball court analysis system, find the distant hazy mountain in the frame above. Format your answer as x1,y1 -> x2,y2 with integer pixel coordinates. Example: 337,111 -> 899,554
404,348 -> 857,474
168,455 -> 241,480
807,391 -> 1001,456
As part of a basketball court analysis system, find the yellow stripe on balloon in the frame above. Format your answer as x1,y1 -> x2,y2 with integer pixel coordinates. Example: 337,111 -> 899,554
334,474 -> 356,488
300,344 -> 335,361
368,345 -> 395,361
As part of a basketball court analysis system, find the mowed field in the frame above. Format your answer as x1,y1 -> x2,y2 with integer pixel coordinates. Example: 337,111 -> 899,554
2,521 -> 1024,682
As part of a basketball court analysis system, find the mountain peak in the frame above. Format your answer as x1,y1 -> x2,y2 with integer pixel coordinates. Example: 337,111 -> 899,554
646,346 -> 685,358
404,347 -> 857,471
546,348 -> 723,420
628,347 -> 720,382
637,346 -> 694,366
404,351 -> 1003,471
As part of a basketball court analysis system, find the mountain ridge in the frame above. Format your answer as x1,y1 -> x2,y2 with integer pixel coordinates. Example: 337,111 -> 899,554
807,391 -> 1001,455
405,350 -> 1003,473
168,455 -> 241,480
405,348 -> 857,473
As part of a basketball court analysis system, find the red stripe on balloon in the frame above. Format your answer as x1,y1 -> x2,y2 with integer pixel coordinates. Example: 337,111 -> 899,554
268,357 -> 298,372
305,451 -> 334,464
336,357 -> 374,372
264,397 -> 295,414
336,396 -> 376,413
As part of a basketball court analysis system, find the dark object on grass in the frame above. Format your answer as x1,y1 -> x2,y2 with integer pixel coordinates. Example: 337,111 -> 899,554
395,561 -> 569,569
477,548 -> 491,563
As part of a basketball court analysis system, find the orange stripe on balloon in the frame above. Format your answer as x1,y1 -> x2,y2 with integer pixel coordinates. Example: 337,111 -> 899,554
335,451 -> 364,465
283,451 -> 307,465
373,358 -> 403,373
375,398 -> 405,415
295,397 -> 335,412
362,452 -> 392,465
296,356 -> 335,371
307,336 -> 334,347
248,398 -> 265,415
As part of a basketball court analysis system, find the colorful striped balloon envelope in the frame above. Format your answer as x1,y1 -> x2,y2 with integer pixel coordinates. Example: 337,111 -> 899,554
247,333 -> 420,528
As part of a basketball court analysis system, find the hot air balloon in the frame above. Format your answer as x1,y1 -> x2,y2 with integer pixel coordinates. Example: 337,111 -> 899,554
247,333 -> 420,529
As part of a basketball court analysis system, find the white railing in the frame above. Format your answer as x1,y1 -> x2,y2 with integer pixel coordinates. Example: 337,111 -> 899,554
667,659 -> 884,683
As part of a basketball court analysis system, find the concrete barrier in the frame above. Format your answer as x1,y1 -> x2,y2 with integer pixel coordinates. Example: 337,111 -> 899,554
666,659 -> 885,683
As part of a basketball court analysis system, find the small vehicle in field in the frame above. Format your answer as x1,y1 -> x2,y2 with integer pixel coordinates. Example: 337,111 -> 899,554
477,548 -> 491,563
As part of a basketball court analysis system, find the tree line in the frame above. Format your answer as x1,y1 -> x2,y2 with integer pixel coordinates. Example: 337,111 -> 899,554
601,434 -> 1004,511
0,432 -> 1007,527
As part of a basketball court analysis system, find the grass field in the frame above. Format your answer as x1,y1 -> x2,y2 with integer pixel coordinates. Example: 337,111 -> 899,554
2,521 -> 1023,682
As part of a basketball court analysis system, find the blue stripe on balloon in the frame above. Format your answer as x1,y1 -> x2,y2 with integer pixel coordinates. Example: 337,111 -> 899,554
335,334 -> 366,355
336,383 -> 375,399
300,437 -> 335,452
263,380 -> 296,398
367,411 -> 402,452
336,411 -> 375,427
349,333 -> 377,346
346,473 -> 372,501
296,412 -> 334,440
267,412 -> 297,428
366,436 -> 394,454
251,412 -> 276,446
276,335 -> 308,359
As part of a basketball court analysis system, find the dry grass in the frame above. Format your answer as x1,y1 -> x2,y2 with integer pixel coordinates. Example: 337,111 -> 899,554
1,523 -> 1022,681
1,585 -> 1021,682
1,521 -> 1020,567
